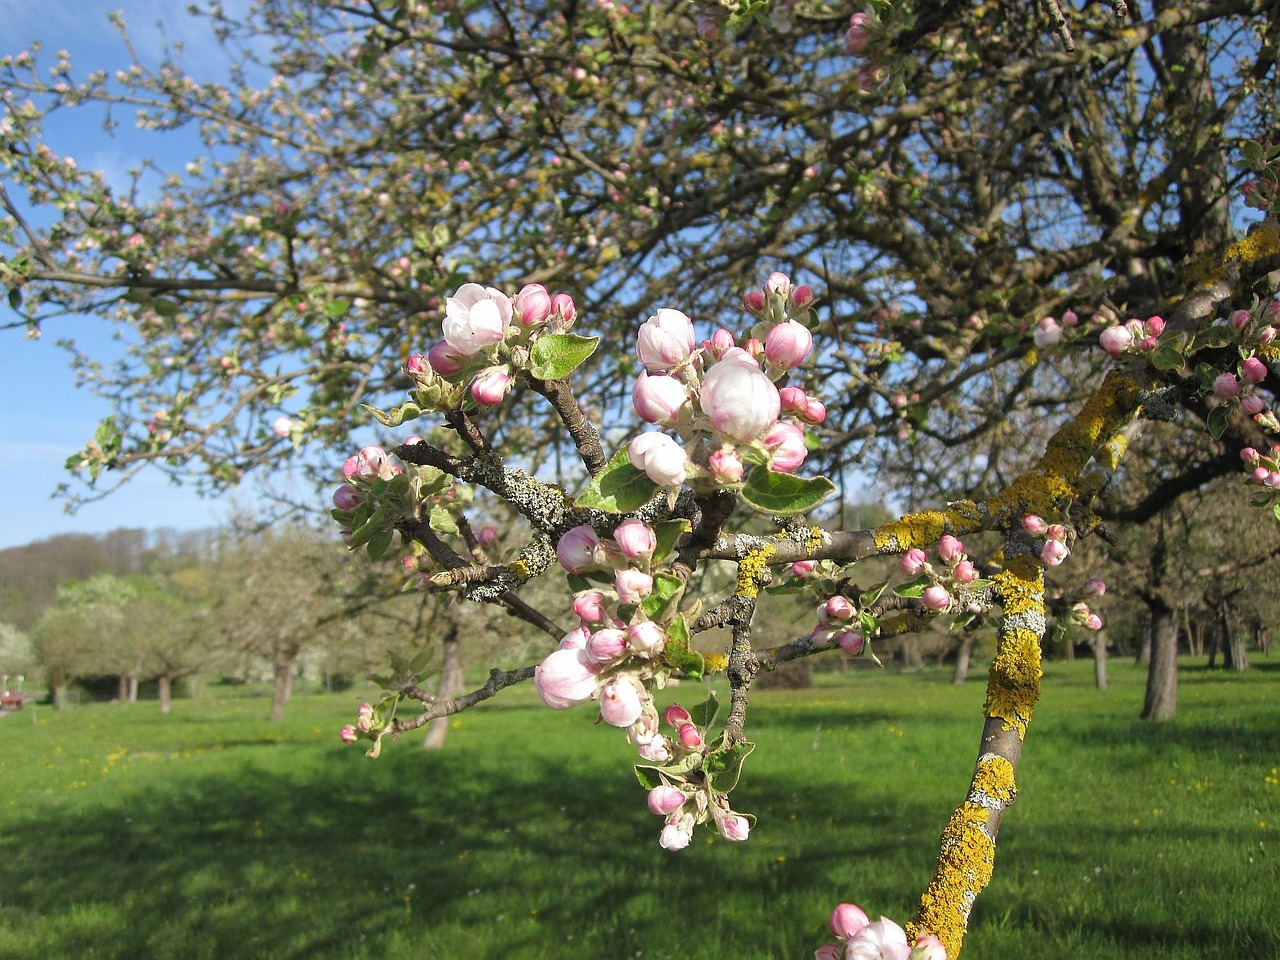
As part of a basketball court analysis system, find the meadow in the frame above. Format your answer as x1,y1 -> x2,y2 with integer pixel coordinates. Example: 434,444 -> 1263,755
0,658 -> 1276,960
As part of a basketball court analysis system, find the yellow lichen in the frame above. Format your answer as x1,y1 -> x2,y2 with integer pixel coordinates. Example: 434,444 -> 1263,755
985,559 -> 1044,738
970,756 -> 1017,806
735,544 -> 776,599
872,505 -> 981,553
1184,224 -> 1280,286
509,559 -> 530,579
703,653 -> 729,674
908,803 -> 997,958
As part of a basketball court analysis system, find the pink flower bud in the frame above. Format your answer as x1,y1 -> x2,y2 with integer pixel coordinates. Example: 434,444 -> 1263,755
627,620 -> 666,656
779,388 -> 808,418
586,628 -> 628,664
357,703 -> 374,720
700,353 -> 781,442
1259,325 -> 1277,344
614,518 -> 657,559
513,282 -> 553,327
909,935 -> 948,960
559,624 -> 591,650
707,327 -> 737,358
573,590 -> 608,623
829,903 -> 870,941
272,416 -> 294,438
1041,539 -> 1069,567
659,815 -> 693,851
791,560 -> 817,578
477,525 -> 498,548
332,484 -> 363,510
1085,614 -> 1104,631
1241,356 -> 1268,384
1241,394 -> 1266,415
647,785 -> 686,816
953,559 -> 977,583
791,284 -> 815,309
1230,309 -> 1252,329
765,271 -> 791,297
677,723 -> 703,749
844,12 -> 872,55
708,446 -> 746,484
534,648 -> 599,709
900,548 -> 929,576
551,292 -> 577,326
628,431 -> 689,487
339,724 -> 358,745
815,947 -> 843,960
427,340 -> 465,376
1022,514 -> 1048,535
1099,325 -> 1133,357
1138,335 -> 1159,352
763,421 -> 808,473
1144,316 -> 1165,337
600,675 -> 646,727
663,704 -> 691,727
615,568 -> 654,604
637,308 -> 696,371
1062,310 -> 1079,326
1214,372 -> 1240,398
637,735 -> 673,764
837,631 -> 864,656
1083,577 -> 1106,597
1251,466 -> 1270,484
1046,523 -> 1066,542
558,526 -> 604,576
470,366 -> 512,406
741,289 -> 767,314
764,319 -> 813,369
720,814 -> 750,841
825,595 -> 856,620
1033,317 -> 1062,349
938,535 -> 964,563
922,586 -> 952,613
1240,447 -> 1260,465
633,371 -> 689,425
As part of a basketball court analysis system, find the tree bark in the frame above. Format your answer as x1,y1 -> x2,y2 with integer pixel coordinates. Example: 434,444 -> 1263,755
269,657 -> 295,722
117,676 -> 128,701
127,675 -> 139,704
951,635 -> 974,685
158,674 -> 173,715
1222,601 -> 1248,672
1135,613 -> 1152,665
1093,632 -> 1108,691
1140,600 -> 1178,720
52,680 -> 67,710
424,627 -> 464,750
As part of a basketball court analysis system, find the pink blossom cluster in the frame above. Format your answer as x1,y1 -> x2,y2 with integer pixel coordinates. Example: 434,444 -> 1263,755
331,443 -> 402,516
1241,445 -> 1280,489
644,704 -> 751,850
842,11 -> 882,93
1024,514 -> 1070,567
816,903 -> 945,960
339,702 -> 377,746
408,281 -> 577,408
898,534 -> 981,615
1098,315 -> 1164,358
1207,303 -> 1278,430
809,592 -> 867,656
1241,176 -> 1277,212
627,272 -> 824,491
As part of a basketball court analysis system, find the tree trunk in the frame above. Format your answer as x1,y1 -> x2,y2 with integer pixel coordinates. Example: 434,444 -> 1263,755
1223,602 -> 1248,672
158,674 -> 173,715
1135,613 -> 1152,665
117,675 -> 128,701
52,680 -> 67,710
269,657 -> 295,722
127,675 -> 139,704
951,635 -> 974,685
1093,632 -> 1108,691
423,629 -> 464,750
1141,601 -> 1178,720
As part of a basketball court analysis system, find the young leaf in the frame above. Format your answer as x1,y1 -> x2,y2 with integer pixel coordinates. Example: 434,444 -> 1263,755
1206,404 -> 1230,440
529,333 -> 600,380
739,468 -> 835,515
575,447 -> 659,513
703,740 -> 755,794
428,504 -> 459,535
366,527 -> 395,561
689,693 -> 720,730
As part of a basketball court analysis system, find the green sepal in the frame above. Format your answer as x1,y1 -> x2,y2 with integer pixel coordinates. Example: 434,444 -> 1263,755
739,468 -> 835,515
529,333 -> 599,380
703,739 -> 755,794
575,446 -> 659,513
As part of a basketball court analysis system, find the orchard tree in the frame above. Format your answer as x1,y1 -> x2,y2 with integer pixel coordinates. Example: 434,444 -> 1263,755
4,2 -> 1280,958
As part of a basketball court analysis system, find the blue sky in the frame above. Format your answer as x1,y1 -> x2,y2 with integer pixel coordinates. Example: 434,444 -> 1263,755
0,1 -> 262,549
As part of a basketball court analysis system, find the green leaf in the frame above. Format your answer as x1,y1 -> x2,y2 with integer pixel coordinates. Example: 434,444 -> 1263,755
689,693 -> 719,731
1242,140 -> 1263,165
1206,404 -> 1231,440
1273,503 -> 1280,522
738,468 -> 835,515
529,333 -> 599,380
893,575 -> 933,598
409,647 -> 435,675
633,765 -> 664,790
639,571 -> 685,623
1150,342 -> 1185,371
703,740 -> 755,794
363,400 -> 423,427
324,298 -> 351,318
428,504 -> 459,535
859,580 -> 888,609
663,615 -> 703,680
575,447 -> 659,513
8,287 -> 22,310
151,298 -> 179,318
1192,326 -> 1235,350
366,527 -> 395,561
651,520 -> 689,564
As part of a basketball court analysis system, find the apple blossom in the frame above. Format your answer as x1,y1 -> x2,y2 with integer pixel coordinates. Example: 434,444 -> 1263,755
637,308 -> 697,371
613,519 -> 657,559
765,318 -> 813,369
791,284 -> 815,309
1098,325 -> 1133,357
937,535 -> 964,563
599,675 -> 646,727
586,628 -> 628,664
1144,315 -> 1165,337
953,559 -> 977,583
765,271 -> 790,297
272,416 -> 293,438
922,586 -> 952,613
1083,577 -> 1107,597
442,283 -> 511,356
332,484 -> 363,510
1023,514 -> 1048,535
637,736 -> 673,764
815,947 -> 842,960
557,524 -> 602,573
427,340 -> 465,376
663,704 -> 692,727
741,289 -> 767,314
829,903 -> 870,940
844,12 -> 872,55
659,814 -> 694,851
1230,308 -> 1252,329
837,631 -> 865,656
720,814 -> 750,841
470,366 -> 512,406
513,282 -> 553,327
628,431 -> 690,487
627,620 -> 666,656
900,548 -> 929,576
1241,356 -> 1268,384
339,724 -> 358,745
573,590 -> 608,623
791,560 -> 817,578
1214,372 -> 1240,398
1034,316 -> 1062,348
908,935 -> 947,960
534,648 -> 599,709
845,917 -> 911,960
763,420 -> 808,473
633,371 -> 689,425
647,785 -> 686,816
550,292 -> 577,327
559,624 -> 591,650
615,568 -> 654,604
1041,539 -> 1069,566
1045,523 -> 1067,542
825,595 -> 856,620
708,446 -> 746,484
1241,394 -> 1266,415
1085,613 -> 1104,631
699,353 -> 781,442
477,525 -> 498,548
677,723 -> 703,749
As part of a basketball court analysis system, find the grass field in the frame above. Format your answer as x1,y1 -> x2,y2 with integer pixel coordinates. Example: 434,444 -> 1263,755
1,657 -> 1277,959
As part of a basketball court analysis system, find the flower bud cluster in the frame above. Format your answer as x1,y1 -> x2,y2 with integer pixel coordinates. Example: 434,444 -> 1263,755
1023,515 -> 1071,567
817,902 -> 944,960
1241,445 -> 1280,491
408,281 -> 578,412
627,272 -> 825,492
643,704 -> 752,850
841,10 -> 884,93
1098,315 -> 1165,358
339,702 -> 384,752
897,534 -> 983,617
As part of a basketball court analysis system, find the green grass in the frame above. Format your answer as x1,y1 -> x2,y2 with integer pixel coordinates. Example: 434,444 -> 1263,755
1,658 -> 1277,959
